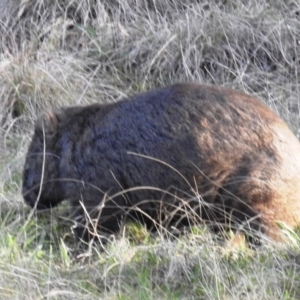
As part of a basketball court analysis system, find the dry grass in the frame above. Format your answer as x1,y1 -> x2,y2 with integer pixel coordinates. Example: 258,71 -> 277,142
0,0 -> 300,299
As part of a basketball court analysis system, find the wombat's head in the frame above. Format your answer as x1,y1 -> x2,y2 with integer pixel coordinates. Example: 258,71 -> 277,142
22,110 -> 62,209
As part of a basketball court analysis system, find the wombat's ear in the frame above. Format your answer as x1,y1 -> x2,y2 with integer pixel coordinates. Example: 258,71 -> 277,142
36,109 -> 58,136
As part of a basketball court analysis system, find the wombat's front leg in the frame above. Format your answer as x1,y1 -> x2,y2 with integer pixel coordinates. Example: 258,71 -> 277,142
71,201 -> 126,243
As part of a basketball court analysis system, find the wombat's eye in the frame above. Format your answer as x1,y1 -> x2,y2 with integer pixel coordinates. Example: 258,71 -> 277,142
23,167 -> 32,181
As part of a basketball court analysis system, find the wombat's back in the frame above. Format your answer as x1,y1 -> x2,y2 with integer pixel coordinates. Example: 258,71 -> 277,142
22,83 -> 300,241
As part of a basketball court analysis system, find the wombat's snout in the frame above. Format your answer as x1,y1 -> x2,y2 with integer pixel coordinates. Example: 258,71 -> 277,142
22,189 -> 38,208
22,188 -> 38,208
22,187 -> 53,209
22,163 -> 44,209
22,168 -> 38,208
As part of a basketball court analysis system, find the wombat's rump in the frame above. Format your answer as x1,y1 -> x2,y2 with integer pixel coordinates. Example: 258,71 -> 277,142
22,83 -> 300,241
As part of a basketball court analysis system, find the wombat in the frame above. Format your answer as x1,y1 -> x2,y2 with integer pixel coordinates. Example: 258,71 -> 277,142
22,83 -> 300,241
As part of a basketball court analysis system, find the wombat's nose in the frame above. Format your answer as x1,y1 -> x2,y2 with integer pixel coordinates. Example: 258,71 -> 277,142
23,193 -> 47,209
22,190 -> 37,208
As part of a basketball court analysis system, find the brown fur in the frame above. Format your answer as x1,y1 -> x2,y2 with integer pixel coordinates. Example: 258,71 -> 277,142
22,83 -> 300,241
